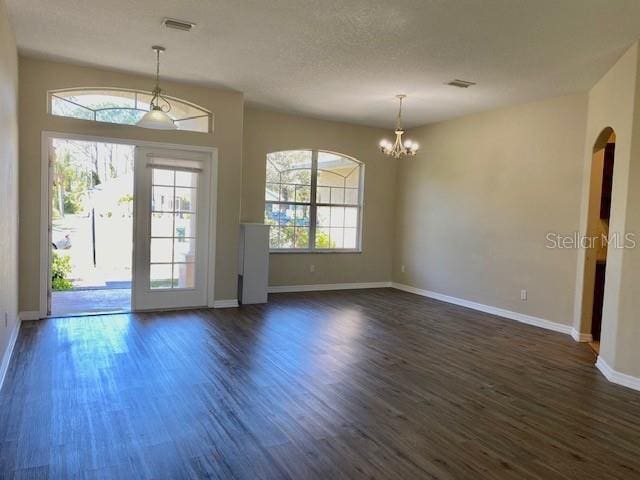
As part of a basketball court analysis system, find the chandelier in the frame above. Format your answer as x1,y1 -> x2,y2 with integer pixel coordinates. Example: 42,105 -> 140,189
379,94 -> 419,158
137,46 -> 178,130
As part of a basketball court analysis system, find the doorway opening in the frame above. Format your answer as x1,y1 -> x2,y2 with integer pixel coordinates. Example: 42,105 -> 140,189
580,128 -> 616,355
49,138 -> 135,316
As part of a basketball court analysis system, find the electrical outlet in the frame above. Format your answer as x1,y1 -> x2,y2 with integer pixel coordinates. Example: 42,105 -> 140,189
310,264 -> 315,273
401,265 -> 406,273
520,289 -> 527,301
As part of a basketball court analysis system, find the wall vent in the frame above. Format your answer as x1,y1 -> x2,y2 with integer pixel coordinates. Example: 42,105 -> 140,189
446,79 -> 476,88
162,18 -> 196,32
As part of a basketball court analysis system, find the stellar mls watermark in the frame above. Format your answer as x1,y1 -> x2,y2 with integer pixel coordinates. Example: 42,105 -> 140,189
545,232 -> 637,249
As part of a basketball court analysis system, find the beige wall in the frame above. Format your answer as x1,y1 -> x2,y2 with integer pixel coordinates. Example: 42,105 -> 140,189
572,43 -> 639,373
242,108 -> 396,286
0,0 -> 19,368
617,47 -> 640,376
393,93 -> 588,326
607,43 -> 640,377
18,57 -> 244,311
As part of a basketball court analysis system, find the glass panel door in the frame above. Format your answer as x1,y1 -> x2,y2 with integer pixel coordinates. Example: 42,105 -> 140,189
132,147 -> 211,311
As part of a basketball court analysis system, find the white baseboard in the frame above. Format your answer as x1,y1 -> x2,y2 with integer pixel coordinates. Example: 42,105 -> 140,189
571,328 -> 593,343
391,282 -> 573,336
19,311 -> 41,321
213,299 -> 239,308
0,317 -> 21,393
268,282 -> 392,293
596,356 -> 640,392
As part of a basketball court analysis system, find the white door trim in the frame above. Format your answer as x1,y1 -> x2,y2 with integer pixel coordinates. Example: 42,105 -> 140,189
39,131 -> 219,316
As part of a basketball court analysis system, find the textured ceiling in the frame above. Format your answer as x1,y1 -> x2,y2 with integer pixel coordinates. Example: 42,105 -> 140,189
7,0 -> 640,128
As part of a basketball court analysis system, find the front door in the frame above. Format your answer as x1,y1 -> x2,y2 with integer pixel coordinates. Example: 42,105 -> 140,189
132,147 -> 211,311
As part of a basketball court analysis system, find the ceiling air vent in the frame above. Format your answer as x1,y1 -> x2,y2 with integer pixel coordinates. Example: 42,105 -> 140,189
162,18 -> 196,32
446,79 -> 476,88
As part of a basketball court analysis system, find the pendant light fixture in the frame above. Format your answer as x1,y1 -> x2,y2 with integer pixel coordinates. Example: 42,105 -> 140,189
379,94 -> 419,158
137,46 -> 178,130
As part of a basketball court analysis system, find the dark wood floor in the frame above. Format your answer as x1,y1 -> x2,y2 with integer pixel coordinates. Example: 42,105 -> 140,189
1,289 -> 640,479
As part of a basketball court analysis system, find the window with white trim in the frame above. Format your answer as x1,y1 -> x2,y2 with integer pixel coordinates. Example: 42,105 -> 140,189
265,150 -> 363,251
48,88 -> 212,133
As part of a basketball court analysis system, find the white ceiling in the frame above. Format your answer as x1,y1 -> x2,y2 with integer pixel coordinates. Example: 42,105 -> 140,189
7,0 -> 640,128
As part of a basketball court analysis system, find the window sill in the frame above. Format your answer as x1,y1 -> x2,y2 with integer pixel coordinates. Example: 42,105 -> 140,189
269,249 -> 362,254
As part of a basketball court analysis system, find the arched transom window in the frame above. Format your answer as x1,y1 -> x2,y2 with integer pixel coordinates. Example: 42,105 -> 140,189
265,150 -> 363,251
48,88 -> 212,133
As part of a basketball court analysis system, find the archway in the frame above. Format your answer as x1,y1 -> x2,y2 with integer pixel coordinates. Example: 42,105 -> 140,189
578,127 -> 616,354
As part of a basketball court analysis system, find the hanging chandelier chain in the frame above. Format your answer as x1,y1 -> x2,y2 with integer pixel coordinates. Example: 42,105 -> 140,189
150,46 -> 171,113
155,47 -> 161,91
396,95 -> 404,131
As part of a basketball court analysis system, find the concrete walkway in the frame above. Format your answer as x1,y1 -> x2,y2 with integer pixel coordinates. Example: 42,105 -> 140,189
51,288 -> 131,317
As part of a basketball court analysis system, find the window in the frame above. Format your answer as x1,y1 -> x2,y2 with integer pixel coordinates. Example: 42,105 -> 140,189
149,167 -> 198,289
48,88 -> 212,133
265,150 -> 363,251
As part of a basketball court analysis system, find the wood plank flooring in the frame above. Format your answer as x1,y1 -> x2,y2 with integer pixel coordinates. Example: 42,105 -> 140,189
1,288 -> 639,479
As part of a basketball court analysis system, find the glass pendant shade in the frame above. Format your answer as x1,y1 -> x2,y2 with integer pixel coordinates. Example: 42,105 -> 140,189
137,106 -> 177,130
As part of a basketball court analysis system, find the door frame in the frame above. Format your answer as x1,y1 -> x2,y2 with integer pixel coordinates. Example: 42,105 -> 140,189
39,131 -> 219,317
